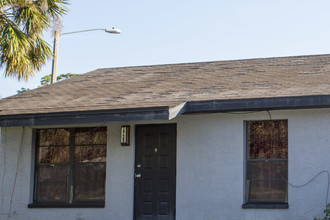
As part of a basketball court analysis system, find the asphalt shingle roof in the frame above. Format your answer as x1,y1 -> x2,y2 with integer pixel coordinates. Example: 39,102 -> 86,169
0,54 -> 329,116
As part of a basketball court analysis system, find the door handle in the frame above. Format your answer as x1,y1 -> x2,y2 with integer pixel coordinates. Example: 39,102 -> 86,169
135,173 -> 141,178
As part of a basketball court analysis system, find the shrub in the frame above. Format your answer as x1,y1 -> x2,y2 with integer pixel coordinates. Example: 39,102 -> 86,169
315,203 -> 330,220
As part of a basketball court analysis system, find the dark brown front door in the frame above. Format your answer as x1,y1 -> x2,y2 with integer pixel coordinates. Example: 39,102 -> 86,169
134,124 -> 176,220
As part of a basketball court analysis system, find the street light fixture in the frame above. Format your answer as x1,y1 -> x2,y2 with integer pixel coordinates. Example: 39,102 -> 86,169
51,27 -> 121,84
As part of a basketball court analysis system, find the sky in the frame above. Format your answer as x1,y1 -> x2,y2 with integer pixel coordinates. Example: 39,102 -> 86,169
1,0 -> 330,98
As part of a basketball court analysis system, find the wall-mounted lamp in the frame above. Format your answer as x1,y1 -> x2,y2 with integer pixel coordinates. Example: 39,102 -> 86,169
121,125 -> 130,146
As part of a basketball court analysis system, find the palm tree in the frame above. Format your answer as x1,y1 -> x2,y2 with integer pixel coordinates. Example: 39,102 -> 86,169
0,0 -> 67,81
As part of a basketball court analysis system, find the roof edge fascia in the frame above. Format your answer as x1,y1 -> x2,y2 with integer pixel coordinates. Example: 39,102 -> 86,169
184,95 -> 330,114
0,106 -> 169,127
169,102 -> 187,120
1,95 -> 329,127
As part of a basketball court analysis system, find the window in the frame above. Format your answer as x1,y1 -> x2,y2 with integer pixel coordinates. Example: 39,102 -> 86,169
31,127 -> 107,207
245,120 -> 288,206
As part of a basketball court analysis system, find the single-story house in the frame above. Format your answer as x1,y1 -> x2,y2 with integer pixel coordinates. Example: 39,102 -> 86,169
0,54 -> 329,220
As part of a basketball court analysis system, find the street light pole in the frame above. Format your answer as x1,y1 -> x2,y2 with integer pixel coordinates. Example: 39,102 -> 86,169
51,30 -> 60,84
50,28 -> 121,84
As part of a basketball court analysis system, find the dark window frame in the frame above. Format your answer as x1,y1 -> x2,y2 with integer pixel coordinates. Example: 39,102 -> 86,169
29,127 -> 107,208
243,120 -> 288,209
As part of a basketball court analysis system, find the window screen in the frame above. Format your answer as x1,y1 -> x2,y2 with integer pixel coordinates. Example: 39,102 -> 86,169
34,127 -> 107,205
246,120 -> 288,203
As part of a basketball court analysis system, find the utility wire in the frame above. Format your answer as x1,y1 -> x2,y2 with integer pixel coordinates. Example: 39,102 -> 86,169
265,110 -> 330,208
1,127 -> 7,206
7,127 -> 24,220
277,163 -> 330,207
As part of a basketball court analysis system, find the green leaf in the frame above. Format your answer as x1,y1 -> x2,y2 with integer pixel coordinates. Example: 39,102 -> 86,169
40,72 -> 78,85
0,0 -> 68,81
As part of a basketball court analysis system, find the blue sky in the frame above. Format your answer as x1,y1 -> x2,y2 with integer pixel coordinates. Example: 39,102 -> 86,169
1,0 -> 330,98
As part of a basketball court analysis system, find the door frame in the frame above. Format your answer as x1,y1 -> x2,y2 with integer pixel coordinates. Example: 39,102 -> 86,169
133,123 -> 177,220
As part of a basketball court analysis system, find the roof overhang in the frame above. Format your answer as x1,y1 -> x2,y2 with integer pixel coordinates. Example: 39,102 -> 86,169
184,95 -> 330,114
0,95 -> 329,127
0,106 -> 169,127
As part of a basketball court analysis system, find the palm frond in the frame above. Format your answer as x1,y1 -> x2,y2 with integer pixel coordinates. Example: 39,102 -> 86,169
15,3 -> 49,36
28,35 -> 52,70
45,0 -> 68,19
0,22 -> 34,80
0,0 -> 68,81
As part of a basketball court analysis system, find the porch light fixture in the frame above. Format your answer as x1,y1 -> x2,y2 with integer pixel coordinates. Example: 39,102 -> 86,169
121,125 -> 130,146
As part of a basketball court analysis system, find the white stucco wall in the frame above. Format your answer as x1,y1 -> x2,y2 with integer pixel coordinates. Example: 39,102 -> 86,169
176,108 -> 330,220
0,123 -> 136,220
0,108 -> 329,220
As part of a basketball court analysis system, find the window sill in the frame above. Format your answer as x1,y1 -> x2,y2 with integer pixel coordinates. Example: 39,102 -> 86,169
242,203 -> 288,209
28,203 -> 105,208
